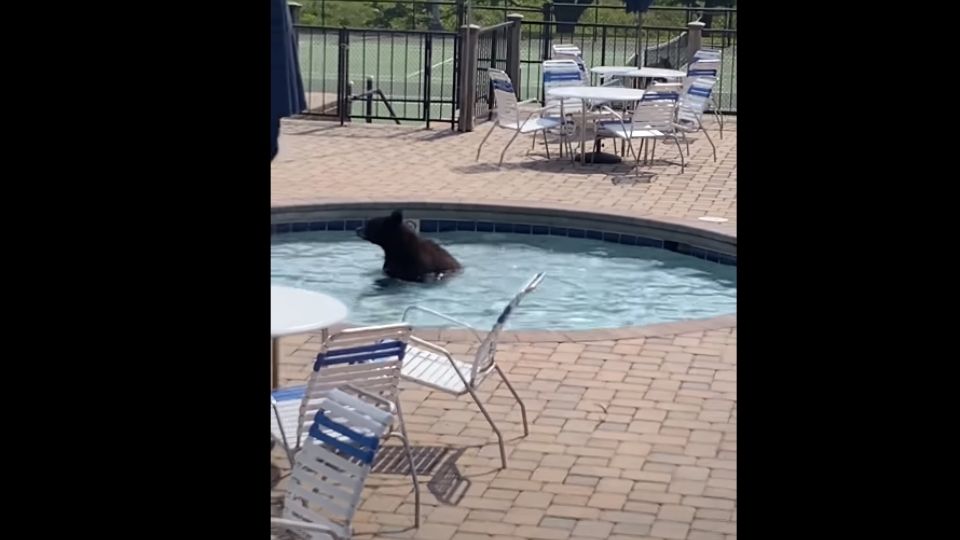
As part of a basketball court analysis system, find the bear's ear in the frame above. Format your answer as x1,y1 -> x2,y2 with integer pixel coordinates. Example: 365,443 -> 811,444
389,210 -> 403,223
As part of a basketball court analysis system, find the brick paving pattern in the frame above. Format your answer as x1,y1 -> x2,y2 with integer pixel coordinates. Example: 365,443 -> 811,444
271,118 -> 736,227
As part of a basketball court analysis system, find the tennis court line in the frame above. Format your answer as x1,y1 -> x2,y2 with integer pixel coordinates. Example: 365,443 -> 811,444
406,56 -> 454,79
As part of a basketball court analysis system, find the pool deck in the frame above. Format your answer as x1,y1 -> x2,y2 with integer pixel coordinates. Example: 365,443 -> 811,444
271,117 -> 736,540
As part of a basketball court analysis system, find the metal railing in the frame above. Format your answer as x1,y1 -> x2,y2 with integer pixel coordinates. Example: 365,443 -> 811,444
475,20 -> 512,123
292,2 -> 736,128
296,25 -> 460,127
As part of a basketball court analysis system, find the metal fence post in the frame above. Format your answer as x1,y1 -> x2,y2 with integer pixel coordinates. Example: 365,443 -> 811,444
338,28 -> 350,125
687,20 -> 705,61
541,2 -> 552,61
506,13 -> 523,98
456,0 -> 471,28
424,33 -> 433,129
458,24 -> 480,132
365,76 -> 374,123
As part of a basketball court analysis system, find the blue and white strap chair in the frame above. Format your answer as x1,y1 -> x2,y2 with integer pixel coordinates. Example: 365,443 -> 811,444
476,70 -> 562,166
540,59 -> 585,156
596,90 -> 684,175
272,387 -> 401,539
551,43 -> 581,57
692,48 -> 722,61
271,323 -> 420,528
551,43 -> 587,78
542,59 -> 586,116
686,59 -> 724,138
675,77 -> 718,162
399,272 -> 545,469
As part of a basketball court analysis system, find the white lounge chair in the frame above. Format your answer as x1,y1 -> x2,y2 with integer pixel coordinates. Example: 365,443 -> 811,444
596,90 -> 685,175
476,70 -> 561,166
272,387 -> 401,539
270,323 -> 420,528
399,272 -> 545,468
675,77 -> 719,162
693,48 -> 723,61
687,59 -> 724,138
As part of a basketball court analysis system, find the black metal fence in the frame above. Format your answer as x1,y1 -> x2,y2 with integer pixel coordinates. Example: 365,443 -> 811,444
295,25 -> 460,127
487,3 -> 736,112
474,21 -> 512,122
291,2 -> 737,126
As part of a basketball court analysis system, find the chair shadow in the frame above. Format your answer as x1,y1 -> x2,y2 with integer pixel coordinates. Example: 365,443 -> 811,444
373,445 -> 470,506
454,155 -> 635,176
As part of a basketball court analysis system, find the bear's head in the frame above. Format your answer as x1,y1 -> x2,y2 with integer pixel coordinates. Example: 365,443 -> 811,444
356,210 -> 410,250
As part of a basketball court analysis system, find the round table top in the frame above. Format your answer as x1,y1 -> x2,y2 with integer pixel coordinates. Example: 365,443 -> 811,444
589,66 -> 637,76
621,67 -> 688,79
546,86 -> 646,102
271,285 -> 349,337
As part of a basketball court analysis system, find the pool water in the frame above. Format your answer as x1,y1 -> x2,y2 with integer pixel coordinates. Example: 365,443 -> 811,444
271,231 -> 737,331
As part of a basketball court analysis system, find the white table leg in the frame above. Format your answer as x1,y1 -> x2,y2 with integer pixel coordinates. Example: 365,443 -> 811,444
580,100 -> 587,165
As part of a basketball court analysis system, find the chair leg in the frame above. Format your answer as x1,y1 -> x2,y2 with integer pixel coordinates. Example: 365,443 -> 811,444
714,108 -> 724,139
272,402 -> 297,468
464,384 -> 508,468
476,121 -> 498,161
635,139 -> 643,177
624,137 -> 638,164
651,139 -> 657,162
671,136 -> 685,174
683,131 -> 690,156
391,399 -> 421,529
701,125 -> 717,162
542,130 -> 551,160
498,130 -> 522,167
494,364 -> 529,437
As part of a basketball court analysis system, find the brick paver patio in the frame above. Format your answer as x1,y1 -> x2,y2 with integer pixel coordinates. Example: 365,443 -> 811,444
271,117 -> 736,540
272,117 -> 736,227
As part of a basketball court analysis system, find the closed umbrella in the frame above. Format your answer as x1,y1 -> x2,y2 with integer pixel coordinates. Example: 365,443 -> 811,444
271,0 -> 307,160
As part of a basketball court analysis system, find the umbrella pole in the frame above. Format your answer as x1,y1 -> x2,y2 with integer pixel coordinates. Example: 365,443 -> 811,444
636,13 -> 643,67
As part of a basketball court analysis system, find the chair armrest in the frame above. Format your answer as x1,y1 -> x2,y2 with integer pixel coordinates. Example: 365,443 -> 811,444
402,306 -> 484,343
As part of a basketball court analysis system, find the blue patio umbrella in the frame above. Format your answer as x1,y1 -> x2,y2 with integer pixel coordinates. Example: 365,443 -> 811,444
271,0 -> 307,161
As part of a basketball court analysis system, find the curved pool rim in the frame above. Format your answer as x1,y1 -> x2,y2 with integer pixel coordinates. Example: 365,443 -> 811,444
271,201 -> 737,338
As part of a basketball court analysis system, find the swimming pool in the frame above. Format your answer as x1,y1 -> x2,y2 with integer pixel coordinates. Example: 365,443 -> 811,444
271,230 -> 736,331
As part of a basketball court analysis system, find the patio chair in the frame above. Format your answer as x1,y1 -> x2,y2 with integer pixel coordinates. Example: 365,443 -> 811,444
692,48 -> 722,61
596,90 -> 685,175
399,272 -> 545,468
272,387 -> 402,539
543,59 -> 586,115
686,59 -> 724,138
551,44 -> 587,79
674,77 -> 719,162
476,70 -> 562,166
271,323 -> 420,527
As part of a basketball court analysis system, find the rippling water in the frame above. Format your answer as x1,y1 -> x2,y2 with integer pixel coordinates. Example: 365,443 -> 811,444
271,231 -> 736,330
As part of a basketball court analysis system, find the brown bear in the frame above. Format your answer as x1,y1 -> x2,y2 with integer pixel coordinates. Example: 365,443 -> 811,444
356,210 -> 462,282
